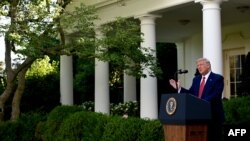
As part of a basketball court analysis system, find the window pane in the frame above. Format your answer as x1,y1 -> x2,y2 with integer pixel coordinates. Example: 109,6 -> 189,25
236,69 -> 241,81
241,55 -> 246,69
229,56 -> 235,69
230,83 -> 236,96
230,68 -> 235,81
236,55 -> 241,68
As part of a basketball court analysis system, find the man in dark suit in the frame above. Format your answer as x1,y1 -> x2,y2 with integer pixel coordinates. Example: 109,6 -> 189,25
169,57 -> 225,141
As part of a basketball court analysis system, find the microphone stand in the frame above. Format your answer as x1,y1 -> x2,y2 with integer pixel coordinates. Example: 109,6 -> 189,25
174,71 -> 179,93
173,69 -> 188,93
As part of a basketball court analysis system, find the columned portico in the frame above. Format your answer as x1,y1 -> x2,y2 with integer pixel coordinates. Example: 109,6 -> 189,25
195,0 -> 225,75
94,28 -> 110,114
136,14 -> 161,119
60,55 -> 73,105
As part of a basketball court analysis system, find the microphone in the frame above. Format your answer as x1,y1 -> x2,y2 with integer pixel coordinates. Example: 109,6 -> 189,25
177,69 -> 188,74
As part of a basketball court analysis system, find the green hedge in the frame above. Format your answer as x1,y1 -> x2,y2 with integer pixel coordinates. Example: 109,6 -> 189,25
0,112 -> 45,141
37,105 -> 164,141
223,95 -> 250,125
139,120 -> 164,141
1,96 -> 250,141
56,111 -> 108,141
101,116 -> 146,141
37,105 -> 85,141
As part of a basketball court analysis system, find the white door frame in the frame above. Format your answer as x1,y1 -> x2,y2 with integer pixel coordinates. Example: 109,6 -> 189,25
223,48 -> 245,99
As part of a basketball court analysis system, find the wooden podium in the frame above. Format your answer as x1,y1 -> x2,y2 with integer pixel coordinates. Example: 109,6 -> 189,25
159,93 -> 211,141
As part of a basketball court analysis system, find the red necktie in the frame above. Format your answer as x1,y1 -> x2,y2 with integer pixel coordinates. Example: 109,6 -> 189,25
198,77 -> 206,98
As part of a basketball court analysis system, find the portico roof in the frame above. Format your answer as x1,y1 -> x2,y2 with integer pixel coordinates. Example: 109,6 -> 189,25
66,0 -> 250,42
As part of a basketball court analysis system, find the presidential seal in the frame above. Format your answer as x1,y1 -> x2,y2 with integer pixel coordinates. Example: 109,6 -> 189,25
166,97 -> 177,115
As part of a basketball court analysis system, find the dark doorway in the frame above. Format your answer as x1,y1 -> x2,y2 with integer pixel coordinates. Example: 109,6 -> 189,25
157,42 -> 177,95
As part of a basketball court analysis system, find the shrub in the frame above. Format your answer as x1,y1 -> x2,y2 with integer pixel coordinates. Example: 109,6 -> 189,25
56,111 -> 109,141
101,116 -> 146,141
38,105 -> 84,141
110,101 -> 139,117
139,119 -> 164,141
0,121 -> 19,141
17,113 -> 46,141
81,101 -> 140,117
223,95 -> 250,125
23,73 -> 60,113
0,112 -> 45,141
81,101 -> 94,111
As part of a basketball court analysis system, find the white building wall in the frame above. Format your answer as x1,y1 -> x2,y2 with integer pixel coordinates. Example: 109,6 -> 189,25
221,22 -> 250,98
222,22 -> 250,51
180,34 -> 202,88
182,21 -> 250,98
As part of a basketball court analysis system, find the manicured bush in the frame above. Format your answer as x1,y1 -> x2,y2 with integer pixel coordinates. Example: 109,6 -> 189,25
55,111 -> 109,141
101,116 -> 146,141
37,106 -> 163,141
0,112 -> 45,141
11,100 -> 250,141
139,119 -> 164,141
17,112 -> 46,141
223,95 -> 250,125
0,121 -> 20,141
38,105 -> 85,141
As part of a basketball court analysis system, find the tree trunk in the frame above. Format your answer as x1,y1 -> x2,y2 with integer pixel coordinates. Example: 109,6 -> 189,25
0,81 -> 15,121
0,57 -> 35,121
11,66 -> 29,121
0,35 -> 35,121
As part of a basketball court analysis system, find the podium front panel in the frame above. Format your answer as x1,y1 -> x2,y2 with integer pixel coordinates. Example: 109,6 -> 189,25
159,93 -> 211,124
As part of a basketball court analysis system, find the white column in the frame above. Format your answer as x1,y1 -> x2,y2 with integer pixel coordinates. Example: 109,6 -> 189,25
94,28 -> 110,114
123,74 -> 136,102
176,42 -> 186,86
136,14 -> 161,119
95,59 -> 109,114
60,55 -> 73,105
195,0 -> 226,75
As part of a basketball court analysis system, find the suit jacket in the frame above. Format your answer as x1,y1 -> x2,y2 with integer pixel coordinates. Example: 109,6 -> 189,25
180,72 -> 225,123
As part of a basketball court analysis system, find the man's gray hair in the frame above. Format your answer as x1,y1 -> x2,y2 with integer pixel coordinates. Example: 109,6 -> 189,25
196,58 -> 211,66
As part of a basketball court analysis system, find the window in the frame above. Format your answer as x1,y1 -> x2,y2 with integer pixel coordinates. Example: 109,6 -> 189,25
229,54 -> 245,98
